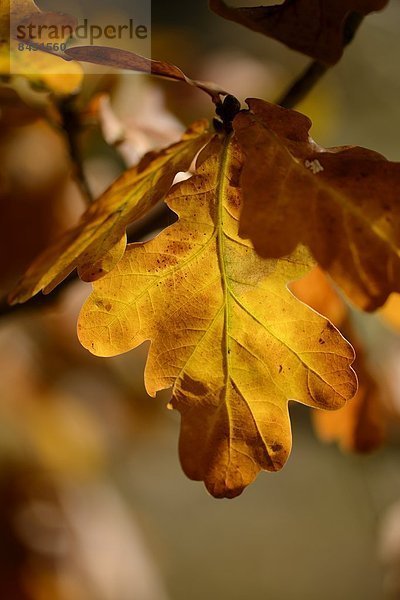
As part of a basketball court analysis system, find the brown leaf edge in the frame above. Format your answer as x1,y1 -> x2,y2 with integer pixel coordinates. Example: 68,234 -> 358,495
209,0 -> 389,65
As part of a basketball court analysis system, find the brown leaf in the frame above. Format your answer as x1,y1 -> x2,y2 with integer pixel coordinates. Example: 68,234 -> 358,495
209,0 -> 389,65
65,46 -> 227,103
234,98 -> 400,311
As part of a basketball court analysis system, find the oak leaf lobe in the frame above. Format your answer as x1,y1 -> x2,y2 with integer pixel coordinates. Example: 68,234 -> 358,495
78,134 -> 356,498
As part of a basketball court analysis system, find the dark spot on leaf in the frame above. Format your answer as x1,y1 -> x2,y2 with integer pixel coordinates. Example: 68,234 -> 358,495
95,299 -> 112,312
271,443 -> 283,453
227,191 -> 241,211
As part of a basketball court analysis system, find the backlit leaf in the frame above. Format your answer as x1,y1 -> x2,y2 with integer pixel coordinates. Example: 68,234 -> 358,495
235,98 -> 400,311
77,135 -> 356,498
209,0 -> 389,65
9,120 -> 210,304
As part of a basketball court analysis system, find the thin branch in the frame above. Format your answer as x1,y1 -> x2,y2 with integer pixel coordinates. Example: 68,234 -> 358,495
0,272 -> 77,320
277,11 -> 365,109
59,96 -> 94,203
277,61 -> 328,109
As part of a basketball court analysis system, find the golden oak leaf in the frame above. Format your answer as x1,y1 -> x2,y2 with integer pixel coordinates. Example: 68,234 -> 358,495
292,268 -> 386,452
77,135 -> 356,498
209,0 -> 388,65
9,121 -> 210,304
234,98 -> 400,312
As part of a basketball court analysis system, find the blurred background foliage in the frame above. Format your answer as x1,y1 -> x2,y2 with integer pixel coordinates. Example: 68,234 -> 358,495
1,1 -> 400,598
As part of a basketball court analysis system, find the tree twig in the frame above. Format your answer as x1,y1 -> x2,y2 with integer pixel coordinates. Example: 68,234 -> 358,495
59,96 -> 94,203
277,12 -> 365,109
277,61 -> 328,109
0,272 -> 78,320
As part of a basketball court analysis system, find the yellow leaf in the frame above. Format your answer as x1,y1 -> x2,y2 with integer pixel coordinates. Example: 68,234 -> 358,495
9,121 -> 210,304
77,135 -> 356,498
3,41 -> 83,95
0,0 -> 82,95
234,98 -> 400,311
